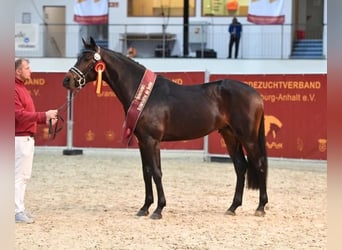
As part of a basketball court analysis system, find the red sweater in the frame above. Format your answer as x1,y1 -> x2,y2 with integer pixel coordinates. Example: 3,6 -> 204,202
15,78 -> 46,136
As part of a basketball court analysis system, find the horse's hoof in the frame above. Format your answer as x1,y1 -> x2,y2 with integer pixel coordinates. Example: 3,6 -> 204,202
150,212 -> 162,220
254,210 -> 265,217
136,209 -> 149,217
225,210 -> 236,216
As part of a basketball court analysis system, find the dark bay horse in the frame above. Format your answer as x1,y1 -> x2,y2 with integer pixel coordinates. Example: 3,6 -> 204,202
63,37 -> 268,219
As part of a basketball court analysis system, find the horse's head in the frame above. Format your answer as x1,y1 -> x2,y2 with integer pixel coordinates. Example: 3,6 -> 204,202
63,37 -> 103,91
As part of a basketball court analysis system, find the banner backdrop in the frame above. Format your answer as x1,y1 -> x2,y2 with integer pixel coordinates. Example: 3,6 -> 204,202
30,72 -> 326,160
208,74 -> 327,160
247,0 -> 285,24
74,0 -> 108,24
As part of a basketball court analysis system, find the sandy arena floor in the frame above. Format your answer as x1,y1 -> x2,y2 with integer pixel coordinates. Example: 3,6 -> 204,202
15,148 -> 327,250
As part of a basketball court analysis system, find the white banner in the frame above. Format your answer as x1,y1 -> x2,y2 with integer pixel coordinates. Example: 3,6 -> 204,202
247,0 -> 285,24
15,24 -> 39,51
74,0 -> 108,24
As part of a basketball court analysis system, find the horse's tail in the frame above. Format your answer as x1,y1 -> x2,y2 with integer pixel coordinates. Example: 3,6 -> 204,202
247,112 -> 268,190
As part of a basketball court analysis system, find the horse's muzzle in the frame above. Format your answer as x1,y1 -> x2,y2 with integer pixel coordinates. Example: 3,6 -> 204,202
63,71 -> 75,90
63,76 -> 71,89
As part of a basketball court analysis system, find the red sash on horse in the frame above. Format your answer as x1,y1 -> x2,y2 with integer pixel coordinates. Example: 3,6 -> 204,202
122,69 -> 156,145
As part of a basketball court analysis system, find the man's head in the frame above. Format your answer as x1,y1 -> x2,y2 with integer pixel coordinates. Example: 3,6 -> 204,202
127,47 -> 137,58
15,58 -> 31,82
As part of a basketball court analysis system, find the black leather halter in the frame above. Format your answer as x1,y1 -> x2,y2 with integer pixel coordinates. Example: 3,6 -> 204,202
69,48 -> 102,89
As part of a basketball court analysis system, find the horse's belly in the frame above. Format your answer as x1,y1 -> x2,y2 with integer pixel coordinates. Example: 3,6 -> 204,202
162,120 -> 216,141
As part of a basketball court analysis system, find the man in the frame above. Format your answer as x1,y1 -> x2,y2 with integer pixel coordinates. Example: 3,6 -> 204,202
126,47 -> 137,58
228,17 -> 242,59
15,58 -> 58,223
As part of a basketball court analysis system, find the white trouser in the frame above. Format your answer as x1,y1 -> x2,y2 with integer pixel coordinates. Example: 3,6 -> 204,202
15,136 -> 35,214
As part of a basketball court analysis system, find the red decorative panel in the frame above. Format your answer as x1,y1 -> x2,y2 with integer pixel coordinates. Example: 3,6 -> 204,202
208,74 -> 327,160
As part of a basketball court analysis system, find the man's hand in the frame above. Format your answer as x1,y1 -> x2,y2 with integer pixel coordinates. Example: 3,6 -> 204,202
45,109 -> 58,125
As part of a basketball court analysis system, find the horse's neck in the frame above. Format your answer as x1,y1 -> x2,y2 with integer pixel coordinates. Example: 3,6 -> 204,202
104,60 -> 144,111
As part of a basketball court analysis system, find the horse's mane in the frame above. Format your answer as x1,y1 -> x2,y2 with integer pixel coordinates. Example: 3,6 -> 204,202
82,37 -> 147,73
100,46 -> 146,71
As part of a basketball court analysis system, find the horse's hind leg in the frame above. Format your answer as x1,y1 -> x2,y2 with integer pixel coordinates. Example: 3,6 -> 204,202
244,141 -> 268,216
219,128 -> 248,216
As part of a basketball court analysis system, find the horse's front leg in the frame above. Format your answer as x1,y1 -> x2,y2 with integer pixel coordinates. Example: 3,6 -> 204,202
149,141 -> 166,219
136,162 -> 153,217
137,139 -> 166,219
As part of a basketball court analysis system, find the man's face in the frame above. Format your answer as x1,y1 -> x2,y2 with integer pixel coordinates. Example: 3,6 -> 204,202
17,60 -> 31,82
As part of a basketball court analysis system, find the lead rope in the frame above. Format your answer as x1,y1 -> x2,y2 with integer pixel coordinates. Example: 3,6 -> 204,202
48,89 -> 80,140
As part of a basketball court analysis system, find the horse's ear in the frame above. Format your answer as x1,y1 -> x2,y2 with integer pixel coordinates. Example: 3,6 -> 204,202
82,37 -> 93,50
82,37 -> 87,47
90,37 -> 97,48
